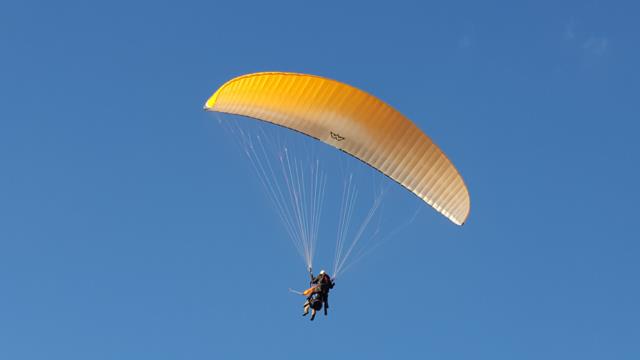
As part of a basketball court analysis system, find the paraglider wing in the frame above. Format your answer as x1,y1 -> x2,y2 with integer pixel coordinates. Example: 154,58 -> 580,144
204,72 -> 470,225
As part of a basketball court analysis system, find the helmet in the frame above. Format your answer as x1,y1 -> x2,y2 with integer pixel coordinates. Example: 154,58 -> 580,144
319,270 -> 326,275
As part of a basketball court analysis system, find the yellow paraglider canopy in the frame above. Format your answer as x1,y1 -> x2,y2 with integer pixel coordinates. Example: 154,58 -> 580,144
204,72 -> 470,225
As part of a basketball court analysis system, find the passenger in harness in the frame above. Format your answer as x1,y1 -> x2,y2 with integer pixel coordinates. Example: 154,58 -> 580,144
302,292 -> 323,321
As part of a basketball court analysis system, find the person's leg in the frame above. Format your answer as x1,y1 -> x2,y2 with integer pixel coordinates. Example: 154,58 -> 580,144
310,308 -> 316,321
303,300 -> 310,316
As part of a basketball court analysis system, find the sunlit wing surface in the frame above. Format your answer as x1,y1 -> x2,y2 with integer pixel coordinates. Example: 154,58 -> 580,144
204,72 -> 470,225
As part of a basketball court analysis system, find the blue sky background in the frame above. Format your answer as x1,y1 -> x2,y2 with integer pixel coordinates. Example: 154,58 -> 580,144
1,0 -> 639,359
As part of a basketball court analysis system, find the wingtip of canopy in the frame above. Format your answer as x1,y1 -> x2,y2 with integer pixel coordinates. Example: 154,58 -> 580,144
456,211 -> 470,226
449,208 -> 470,226
203,88 -> 222,111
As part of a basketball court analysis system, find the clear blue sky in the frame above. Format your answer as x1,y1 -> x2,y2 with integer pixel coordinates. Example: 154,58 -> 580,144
1,1 -> 639,359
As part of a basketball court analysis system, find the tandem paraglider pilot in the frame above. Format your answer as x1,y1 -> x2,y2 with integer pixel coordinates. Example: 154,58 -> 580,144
302,269 -> 335,321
